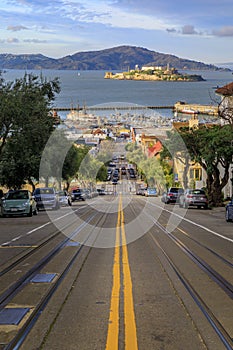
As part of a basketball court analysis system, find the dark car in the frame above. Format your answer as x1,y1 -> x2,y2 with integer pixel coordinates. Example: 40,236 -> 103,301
0,189 -> 38,217
71,188 -> 86,202
128,168 -> 136,179
161,187 -> 184,204
179,188 -> 208,209
226,199 -> 233,222
121,166 -> 127,175
97,189 -> 106,195
33,187 -> 60,211
112,178 -> 118,185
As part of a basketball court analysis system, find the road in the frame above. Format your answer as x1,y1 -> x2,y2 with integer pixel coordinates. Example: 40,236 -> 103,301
0,191 -> 232,350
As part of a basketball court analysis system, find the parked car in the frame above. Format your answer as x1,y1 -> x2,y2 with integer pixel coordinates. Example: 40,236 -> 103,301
226,199 -> 233,222
97,189 -> 106,195
136,188 -> 145,195
161,187 -> 184,204
57,190 -> 72,206
0,189 -> 38,217
128,168 -> 136,179
145,188 -> 157,197
70,188 -> 86,202
33,187 -> 60,210
112,178 -> 118,185
179,189 -> 208,209
121,166 -> 127,175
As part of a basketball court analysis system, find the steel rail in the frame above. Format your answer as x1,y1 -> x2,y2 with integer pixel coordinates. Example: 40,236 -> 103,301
3,204 -> 112,350
0,205 -> 92,278
129,197 -> 233,349
0,206 -> 96,308
145,210 -> 233,349
149,232 -> 233,350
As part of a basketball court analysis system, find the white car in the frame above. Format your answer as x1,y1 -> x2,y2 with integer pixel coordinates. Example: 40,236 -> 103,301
57,190 -> 72,206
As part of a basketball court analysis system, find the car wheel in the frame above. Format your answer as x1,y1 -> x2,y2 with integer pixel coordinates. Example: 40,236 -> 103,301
33,208 -> 38,215
54,203 -> 60,210
27,206 -> 33,217
226,210 -> 231,222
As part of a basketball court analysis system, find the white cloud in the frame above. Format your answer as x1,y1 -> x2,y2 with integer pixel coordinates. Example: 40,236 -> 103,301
7,25 -> 28,31
24,38 -> 47,43
212,26 -> 233,37
7,37 -> 19,43
181,25 -> 198,35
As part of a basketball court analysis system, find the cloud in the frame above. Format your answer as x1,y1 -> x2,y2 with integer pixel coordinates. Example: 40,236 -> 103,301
181,25 -> 197,35
212,26 -> 233,37
7,38 -> 19,43
24,39 -> 47,43
166,28 -> 177,33
7,25 -> 28,31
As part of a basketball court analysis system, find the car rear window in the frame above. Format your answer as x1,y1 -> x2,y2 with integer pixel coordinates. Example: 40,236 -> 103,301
169,188 -> 179,193
190,190 -> 205,195
35,188 -> 55,195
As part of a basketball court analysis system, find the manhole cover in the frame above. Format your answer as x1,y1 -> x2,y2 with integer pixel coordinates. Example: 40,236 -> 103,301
0,308 -> 30,325
30,273 -> 56,283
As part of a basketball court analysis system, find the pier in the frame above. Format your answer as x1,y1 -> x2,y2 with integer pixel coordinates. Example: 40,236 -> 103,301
52,103 -> 218,115
52,105 -> 174,112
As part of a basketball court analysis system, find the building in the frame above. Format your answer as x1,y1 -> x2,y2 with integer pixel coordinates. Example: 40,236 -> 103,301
215,82 -> 233,125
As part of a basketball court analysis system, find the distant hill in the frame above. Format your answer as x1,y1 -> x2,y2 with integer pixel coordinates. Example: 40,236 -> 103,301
0,46 -> 229,71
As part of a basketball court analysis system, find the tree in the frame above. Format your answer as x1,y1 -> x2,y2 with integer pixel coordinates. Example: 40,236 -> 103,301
160,130 -> 191,188
126,143 -> 166,192
180,125 -> 233,206
0,72 -> 60,190
62,145 -> 89,191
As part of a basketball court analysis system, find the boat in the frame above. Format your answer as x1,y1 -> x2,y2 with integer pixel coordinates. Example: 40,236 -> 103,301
181,108 -> 199,115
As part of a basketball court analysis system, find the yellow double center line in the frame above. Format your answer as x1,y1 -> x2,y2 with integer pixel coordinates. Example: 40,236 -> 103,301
106,194 -> 138,350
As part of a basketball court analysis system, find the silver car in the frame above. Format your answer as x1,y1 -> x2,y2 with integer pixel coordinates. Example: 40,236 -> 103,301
33,187 -> 60,211
179,189 -> 208,209
57,190 -> 72,206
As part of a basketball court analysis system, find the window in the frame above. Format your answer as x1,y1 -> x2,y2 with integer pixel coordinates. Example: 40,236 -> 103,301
190,168 -> 202,180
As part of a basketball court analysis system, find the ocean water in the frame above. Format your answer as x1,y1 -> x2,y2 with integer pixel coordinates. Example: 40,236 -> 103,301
3,69 -> 233,119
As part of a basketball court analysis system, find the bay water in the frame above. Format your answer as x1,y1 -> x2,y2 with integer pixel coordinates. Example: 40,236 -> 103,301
3,69 -> 233,119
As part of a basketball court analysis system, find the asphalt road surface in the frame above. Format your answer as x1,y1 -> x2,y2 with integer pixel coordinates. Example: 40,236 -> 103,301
0,192 -> 232,350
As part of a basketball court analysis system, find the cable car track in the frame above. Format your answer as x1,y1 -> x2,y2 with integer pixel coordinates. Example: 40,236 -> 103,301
0,204 -> 112,350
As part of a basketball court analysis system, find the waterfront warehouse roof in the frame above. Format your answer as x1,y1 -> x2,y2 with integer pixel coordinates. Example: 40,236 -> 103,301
215,82 -> 233,96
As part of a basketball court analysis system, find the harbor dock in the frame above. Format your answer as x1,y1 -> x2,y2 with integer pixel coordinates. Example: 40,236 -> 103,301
174,101 -> 218,116
52,103 -> 218,115
52,105 -> 174,112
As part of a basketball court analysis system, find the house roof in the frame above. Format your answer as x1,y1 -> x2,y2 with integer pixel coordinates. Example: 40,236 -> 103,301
215,82 -> 233,96
148,141 -> 162,157
92,128 -> 104,135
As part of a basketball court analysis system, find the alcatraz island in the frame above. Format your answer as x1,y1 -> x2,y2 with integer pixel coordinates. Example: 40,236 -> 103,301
104,64 -> 205,82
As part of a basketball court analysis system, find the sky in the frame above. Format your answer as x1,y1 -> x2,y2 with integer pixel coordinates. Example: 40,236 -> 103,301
0,0 -> 233,65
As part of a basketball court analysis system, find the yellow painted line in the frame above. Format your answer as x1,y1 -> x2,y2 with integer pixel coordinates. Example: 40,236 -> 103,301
176,227 -> 190,237
121,199 -> 138,350
106,195 -> 138,350
105,198 -> 121,350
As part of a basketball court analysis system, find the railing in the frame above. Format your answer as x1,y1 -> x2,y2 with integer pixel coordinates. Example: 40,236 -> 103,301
52,105 -> 174,112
